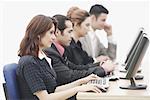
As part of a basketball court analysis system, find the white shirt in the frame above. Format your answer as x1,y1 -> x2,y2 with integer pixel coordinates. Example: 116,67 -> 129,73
38,51 -> 53,69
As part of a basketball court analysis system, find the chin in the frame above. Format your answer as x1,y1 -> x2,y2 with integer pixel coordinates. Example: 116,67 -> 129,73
98,27 -> 103,30
65,43 -> 70,46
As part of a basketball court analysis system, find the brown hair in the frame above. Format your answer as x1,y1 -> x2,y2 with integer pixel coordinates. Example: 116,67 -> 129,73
18,15 -> 57,57
67,7 -> 90,26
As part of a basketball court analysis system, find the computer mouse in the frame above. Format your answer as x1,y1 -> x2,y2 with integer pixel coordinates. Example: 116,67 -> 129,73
109,77 -> 119,81
135,75 -> 144,80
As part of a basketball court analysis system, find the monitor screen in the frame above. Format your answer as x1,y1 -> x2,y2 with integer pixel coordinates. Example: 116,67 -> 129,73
126,35 -> 149,79
124,28 -> 145,70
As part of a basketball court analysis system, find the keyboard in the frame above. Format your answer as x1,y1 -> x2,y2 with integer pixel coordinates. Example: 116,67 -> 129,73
87,77 -> 109,89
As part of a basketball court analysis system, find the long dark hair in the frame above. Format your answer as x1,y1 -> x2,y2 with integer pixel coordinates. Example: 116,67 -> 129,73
18,15 -> 57,57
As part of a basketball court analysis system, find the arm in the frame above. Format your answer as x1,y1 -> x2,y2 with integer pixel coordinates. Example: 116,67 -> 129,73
103,24 -> 117,60
66,59 -> 100,70
49,52 -> 92,85
55,74 -> 99,92
65,45 -> 94,64
35,74 -> 101,100
35,84 -> 101,100
107,41 -> 117,60
34,89 -> 78,100
97,40 -> 116,60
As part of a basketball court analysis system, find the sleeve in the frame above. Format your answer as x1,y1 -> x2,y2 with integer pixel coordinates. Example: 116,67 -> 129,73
107,42 -> 117,60
65,46 -> 94,64
87,67 -> 106,77
66,59 -> 100,70
23,62 -> 46,94
98,41 -> 117,60
49,53 -> 92,85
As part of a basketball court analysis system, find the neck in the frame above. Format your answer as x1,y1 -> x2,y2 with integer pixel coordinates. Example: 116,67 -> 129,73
39,46 -> 43,53
72,31 -> 80,43
55,39 -> 63,46
92,24 -> 96,31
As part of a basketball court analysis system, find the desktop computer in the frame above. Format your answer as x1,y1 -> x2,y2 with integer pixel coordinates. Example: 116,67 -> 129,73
122,27 -> 145,67
120,28 -> 146,80
120,35 -> 149,90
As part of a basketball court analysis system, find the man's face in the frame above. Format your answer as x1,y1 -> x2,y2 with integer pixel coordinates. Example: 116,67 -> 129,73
57,20 -> 73,46
92,13 -> 108,30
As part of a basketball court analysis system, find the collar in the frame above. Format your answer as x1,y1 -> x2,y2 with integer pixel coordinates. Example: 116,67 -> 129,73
38,51 -> 46,60
70,38 -> 82,48
53,42 -> 65,56
88,28 -> 96,40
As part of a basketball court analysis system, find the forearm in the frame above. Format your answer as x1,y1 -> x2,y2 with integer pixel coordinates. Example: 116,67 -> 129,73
35,88 -> 79,100
107,43 -> 117,60
55,79 -> 83,92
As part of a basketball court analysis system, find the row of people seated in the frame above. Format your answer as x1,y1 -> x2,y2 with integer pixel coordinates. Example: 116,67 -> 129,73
16,4 -> 117,100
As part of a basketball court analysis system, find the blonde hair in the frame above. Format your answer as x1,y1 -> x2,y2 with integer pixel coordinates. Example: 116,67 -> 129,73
67,7 -> 90,26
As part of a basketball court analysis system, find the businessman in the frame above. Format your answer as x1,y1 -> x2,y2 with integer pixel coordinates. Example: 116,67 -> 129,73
44,14 -> 115,85
80,4 -> 117,61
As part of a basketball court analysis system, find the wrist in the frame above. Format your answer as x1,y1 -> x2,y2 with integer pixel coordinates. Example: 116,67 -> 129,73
76,79 -> 84,85
74,86 -> 81,92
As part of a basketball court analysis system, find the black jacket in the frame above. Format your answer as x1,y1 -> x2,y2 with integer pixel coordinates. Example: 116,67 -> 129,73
65,38 -> 94,65
44,44 -> 106,85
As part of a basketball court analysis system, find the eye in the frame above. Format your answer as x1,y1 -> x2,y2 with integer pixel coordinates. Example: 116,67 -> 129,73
68,30 -> 73,33
102,19 -> 106,22
50,31 -> 54,34
86,23 -> 90,27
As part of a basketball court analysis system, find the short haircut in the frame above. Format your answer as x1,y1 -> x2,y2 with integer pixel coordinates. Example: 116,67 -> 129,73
53,14 -> 70,33
89,4 -> 109,18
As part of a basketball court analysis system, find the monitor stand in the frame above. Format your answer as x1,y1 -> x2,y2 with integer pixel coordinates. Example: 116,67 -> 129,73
120,74 -> 144,80
119,77 -> 147,90
119,65 -> 142,73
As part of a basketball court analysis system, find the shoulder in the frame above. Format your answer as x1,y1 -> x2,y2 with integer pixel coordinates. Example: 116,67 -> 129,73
44,47 -> 60,57
18,55 -> 37,66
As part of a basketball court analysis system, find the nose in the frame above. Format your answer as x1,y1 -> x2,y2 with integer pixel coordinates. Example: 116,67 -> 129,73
51,33 -> 56,41
70,33 -> 73,38
89,26 -> 93,31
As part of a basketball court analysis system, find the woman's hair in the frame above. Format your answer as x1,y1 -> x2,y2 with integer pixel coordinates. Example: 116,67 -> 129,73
67,7 -> 90,26
18,15 -> 57,57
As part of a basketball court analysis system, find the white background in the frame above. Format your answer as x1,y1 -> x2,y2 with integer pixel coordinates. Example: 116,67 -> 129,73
0,0 -> 149,99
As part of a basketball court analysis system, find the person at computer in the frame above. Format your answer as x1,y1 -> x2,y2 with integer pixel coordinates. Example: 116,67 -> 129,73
80,4 -> 117,61
16,15 -> 104,100
44,14 -> 115,86
65,7 -> 115,67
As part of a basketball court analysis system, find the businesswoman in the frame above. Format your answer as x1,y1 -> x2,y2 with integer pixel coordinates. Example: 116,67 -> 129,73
65,7 -> 115,73
16,15 -> 101,100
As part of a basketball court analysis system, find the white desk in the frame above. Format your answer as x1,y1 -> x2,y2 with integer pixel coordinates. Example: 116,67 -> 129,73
77,65 -> 150,100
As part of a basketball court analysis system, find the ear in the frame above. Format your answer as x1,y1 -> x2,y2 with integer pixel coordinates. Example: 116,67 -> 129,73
73,22 -> 80,29
55,29 -> 61,36
91,15 -> 96,21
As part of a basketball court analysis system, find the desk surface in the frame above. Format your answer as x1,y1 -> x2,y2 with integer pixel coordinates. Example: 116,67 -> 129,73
77,65 -> 150,100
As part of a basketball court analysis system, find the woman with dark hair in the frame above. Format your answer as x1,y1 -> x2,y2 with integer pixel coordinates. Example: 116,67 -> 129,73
16,15 -> 101,100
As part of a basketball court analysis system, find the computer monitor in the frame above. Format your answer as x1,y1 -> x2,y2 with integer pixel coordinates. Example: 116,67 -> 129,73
120,28 -> 146,74
120,35 -> 149,90
123,27 -> 144,66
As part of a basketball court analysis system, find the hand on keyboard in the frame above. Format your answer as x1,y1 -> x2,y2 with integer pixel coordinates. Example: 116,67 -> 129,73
87,77 -> 110,90
76,84 -> 102,93
79,74 -> 100,84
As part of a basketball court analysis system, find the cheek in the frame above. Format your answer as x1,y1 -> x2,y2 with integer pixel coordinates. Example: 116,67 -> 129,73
84,26 -> 89,33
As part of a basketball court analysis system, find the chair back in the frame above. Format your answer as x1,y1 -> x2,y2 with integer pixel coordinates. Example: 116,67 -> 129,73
3,63 -> 20,100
